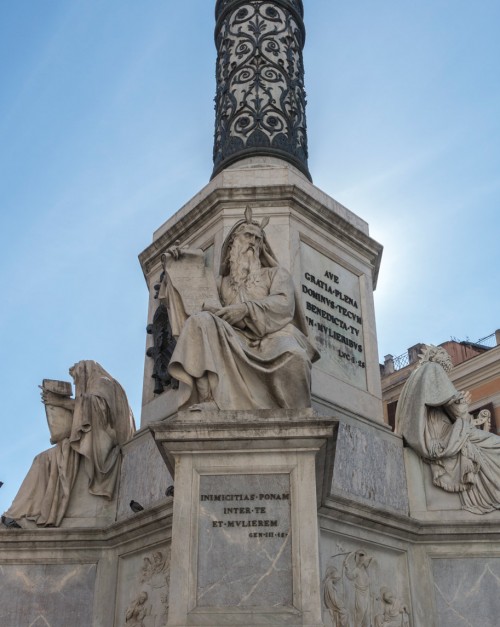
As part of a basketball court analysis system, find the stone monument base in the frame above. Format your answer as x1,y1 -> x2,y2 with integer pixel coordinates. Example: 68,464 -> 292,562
151,409 -> 337,627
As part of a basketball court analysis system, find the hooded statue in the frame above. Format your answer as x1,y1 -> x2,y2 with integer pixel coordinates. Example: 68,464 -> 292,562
162,207 -> 319,411
396,346 -> 500,515
3,361 -> 135,527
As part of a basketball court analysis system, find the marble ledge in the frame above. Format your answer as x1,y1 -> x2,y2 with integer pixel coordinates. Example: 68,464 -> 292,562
149,409 -> 338,445
184,609 -> 322,627
0,499 -> 173,549
152,157 -> 369,243
321,493 -> 500,543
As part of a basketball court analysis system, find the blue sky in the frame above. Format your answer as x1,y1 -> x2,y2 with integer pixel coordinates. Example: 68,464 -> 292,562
1,0 -> 499,513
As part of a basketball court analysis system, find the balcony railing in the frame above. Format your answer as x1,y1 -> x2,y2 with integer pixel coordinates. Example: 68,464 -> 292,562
384,331 -> 499,374
475,333 -> 497,348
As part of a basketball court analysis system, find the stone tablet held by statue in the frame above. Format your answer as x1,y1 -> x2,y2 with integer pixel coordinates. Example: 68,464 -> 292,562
159,248 -> 221,338
41,379 -> 73,445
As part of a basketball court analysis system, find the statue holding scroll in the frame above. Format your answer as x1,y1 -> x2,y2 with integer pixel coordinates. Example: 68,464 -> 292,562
159,207 -> 319,411
396,345 -> 500,514
2,361 -> 135,528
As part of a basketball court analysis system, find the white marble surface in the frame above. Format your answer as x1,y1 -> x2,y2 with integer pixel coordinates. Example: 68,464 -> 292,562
300,241 -> 367,391
432,558 -> 500,627
197,473 -> 293,608
331,422 -> 409,514
0,563 -> 96,627
117,429 -> 172,521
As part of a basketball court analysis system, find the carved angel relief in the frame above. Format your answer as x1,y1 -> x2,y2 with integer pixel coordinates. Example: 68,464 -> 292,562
124,549 -> 170,627
322,549 -> 411,627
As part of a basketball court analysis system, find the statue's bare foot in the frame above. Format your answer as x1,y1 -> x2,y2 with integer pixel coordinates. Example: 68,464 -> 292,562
189,401 -> 218,412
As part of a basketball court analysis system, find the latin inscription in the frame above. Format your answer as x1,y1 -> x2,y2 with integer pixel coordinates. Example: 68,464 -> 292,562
197,474 -> 293,607
300,243 -> 367,389
200,492 -> 290,538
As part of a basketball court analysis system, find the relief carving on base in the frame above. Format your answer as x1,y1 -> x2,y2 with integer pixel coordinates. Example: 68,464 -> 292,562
124,549 -> 170,627
125,592 -> 149,627
323,547 -> 411,627
396,345 -> 500,514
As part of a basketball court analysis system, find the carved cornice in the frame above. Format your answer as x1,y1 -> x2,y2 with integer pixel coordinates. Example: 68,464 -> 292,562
0,500 -> 173,552
322,493 -> 500,543
212,0 -> 311,180
138,185 -> 383,285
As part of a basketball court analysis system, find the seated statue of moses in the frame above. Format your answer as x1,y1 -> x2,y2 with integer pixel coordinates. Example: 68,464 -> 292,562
160,207 -> 319,411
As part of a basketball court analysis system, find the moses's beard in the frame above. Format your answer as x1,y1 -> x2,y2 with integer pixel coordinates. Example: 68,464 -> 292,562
228,239 -> 261,289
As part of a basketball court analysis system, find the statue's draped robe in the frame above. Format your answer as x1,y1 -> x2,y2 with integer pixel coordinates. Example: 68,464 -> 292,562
70,361 -> 134,498
4,440 -> 79,528
323,570 -> 348,627
344,563 -> 370,627
396,361 -> 500,514
5,361 -> 134,526
167,266 -> 319,410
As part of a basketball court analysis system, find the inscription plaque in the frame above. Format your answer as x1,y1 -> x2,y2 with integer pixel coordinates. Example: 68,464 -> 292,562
197,473 -> 292,608
300,242 -> 367,390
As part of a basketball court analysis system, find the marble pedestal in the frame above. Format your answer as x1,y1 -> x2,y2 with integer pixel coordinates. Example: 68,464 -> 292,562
151,409 -> 337,627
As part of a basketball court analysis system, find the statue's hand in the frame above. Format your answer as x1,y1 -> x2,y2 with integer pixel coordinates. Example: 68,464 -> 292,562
429,441 -> 444,458
165,240 -> 183,261
41,389 -> 61,405
215,304 -> 248,326
202,300 -> 220,314
41,390 -> 75,411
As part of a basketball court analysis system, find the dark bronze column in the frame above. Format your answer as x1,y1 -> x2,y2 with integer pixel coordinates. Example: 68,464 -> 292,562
213,0 -> 311,181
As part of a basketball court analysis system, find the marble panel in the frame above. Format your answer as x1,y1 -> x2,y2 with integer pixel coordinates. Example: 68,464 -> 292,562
0,563 -> 96,627
320,531 -> 412,627
197,473 -> 293,608
332,422 -> 409,514
432,558 -> 500,627
117,430 -> 172,520
300,242 -> 367,390
115,545 -> 171,627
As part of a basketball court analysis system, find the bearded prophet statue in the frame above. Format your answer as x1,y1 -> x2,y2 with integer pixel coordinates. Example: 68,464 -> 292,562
159,207 -> 319,411
396,345 -> 500,514
2,361 -> 135,528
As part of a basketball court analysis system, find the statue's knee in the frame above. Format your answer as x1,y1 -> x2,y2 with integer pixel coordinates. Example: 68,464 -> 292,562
288,348 -> 310,369
186,311 -> 215,331
194,311 -> 214,324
